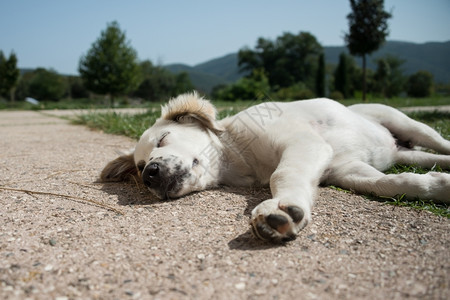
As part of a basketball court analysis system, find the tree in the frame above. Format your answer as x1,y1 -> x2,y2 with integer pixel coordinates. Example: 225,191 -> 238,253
373,55 -> 405,98
315,53 -> 326,97
28,68 -> 67,101
79,21 -> 141,106
0,51 -> 20,102
345,0 -> 392,101
132,60 -> 194,101
212,69 -> 270,101
67,76 -> 89,99
334,53 -> 350,98
407,71 -> 433,98
238,32 -> 322,90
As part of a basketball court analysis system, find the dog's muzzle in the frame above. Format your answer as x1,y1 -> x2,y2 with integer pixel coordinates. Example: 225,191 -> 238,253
141,159 -> 189,199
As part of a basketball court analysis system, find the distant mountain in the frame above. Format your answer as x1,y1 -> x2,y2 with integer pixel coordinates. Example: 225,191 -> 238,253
323,41 -> 450,83
165,53 -> 243,93
165,40 -> 450,93
165,63 -> 231,93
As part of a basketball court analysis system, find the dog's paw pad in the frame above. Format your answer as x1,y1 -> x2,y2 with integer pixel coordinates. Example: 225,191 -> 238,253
285,206 -> 305,223
251,213 -> 297,243
250,202 -> 310,243
266,214 -> 290,234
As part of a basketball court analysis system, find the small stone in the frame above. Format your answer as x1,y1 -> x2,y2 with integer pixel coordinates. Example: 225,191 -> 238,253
44,265 -> 53,271
235,282 -> 246,290
49,239 -> 57,246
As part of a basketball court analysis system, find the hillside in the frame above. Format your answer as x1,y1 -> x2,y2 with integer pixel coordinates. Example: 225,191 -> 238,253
165,40 -> 450,93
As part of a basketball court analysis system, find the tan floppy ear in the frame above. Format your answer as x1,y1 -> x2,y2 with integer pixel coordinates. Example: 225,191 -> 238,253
100,152 -> 137,182
161,91 -> 224,134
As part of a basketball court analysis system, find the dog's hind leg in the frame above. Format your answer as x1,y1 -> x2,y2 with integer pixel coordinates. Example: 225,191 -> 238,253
350,104 -> 450,154
327,160 -> 450,203
394,149 -> 450,169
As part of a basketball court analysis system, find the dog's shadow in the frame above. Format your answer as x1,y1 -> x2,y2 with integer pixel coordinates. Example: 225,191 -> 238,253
223,186 -> 288,250
100,180 -> 283,250
100,179 -> 160,206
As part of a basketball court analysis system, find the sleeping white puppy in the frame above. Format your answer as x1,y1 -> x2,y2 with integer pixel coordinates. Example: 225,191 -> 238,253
101,92 -> 450,242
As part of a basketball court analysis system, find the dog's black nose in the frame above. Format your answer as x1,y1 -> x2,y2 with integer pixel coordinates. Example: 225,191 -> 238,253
142,162 -> 161,187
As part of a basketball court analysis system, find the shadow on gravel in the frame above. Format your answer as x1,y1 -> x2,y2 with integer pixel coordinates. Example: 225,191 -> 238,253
99,180 -> 159,206
228,230 -> 288,250
223,187 -> 287,250
100,180 -> 284,249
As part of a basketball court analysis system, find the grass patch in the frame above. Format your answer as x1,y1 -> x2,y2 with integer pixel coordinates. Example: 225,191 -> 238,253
337,96 -> 450,108
73,110 -> 160,140
383,196 -> 449,218
73,101 -> 449,217
0,97 -> 161,111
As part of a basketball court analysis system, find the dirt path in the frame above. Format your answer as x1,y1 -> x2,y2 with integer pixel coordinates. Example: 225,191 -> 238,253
0,110 -> 449,299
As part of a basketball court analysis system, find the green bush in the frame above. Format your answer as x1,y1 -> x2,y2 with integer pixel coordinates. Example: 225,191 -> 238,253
329,91 -> 344,101
407,71 -> 434,98
275,83 -> 315,100
213,69 -> 270,101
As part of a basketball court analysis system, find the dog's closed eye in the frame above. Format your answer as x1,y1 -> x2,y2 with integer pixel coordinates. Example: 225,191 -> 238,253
157,132 -> 170,147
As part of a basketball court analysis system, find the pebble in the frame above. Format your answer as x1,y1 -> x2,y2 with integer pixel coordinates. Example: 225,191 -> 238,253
235,282 -> 246,290
44,265 -> 53,271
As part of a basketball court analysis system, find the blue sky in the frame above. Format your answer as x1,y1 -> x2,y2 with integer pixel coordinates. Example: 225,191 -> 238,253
1,0 -> 449,75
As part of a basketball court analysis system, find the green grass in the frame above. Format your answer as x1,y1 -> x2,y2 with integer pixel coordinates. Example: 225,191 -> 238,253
73,100 -> 449,217
0,97 -> 160,111
73,110 -> 160,140
337,96 -> 450,108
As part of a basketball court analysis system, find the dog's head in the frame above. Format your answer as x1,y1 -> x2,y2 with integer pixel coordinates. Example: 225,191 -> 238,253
100,92 -> 224,199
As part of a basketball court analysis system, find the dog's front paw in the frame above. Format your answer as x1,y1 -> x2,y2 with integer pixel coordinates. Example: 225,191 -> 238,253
250,199 -> 310,243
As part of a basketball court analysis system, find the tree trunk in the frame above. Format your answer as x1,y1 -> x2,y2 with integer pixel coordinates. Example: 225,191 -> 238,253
10,88 -> 15,103
362,54 -> 367,102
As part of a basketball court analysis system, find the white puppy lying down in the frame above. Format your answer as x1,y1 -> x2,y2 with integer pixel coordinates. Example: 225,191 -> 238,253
101,92 -> 450,242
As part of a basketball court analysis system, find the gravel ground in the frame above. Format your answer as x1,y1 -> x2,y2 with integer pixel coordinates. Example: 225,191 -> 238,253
0,110 -> 449,299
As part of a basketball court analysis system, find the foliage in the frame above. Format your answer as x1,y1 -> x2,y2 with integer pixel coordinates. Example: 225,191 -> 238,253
22,68 -> 67,101
329,91 -> 344,101
133,60 -> 194,101
168,41 -> 450,94
238,32 -> 323,90
275,83 -> 315,100
373,55 -> 406,98
333,53 -> 368,99
0,51 -> 20,102
67,76 -> 90,99
407,71 -> 434,98
345,0 -> 392,100
315,53 -> 325,97
79,21 -> 141,105
334,53 -> 350,98
435,82 -> 450,96
212,69 -> 270,101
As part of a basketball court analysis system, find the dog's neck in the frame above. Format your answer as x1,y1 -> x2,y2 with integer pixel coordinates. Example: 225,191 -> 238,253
215,127 -> 258,187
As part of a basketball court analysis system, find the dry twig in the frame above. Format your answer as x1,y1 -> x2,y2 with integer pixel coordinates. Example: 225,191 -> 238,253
0,186 -> 124,215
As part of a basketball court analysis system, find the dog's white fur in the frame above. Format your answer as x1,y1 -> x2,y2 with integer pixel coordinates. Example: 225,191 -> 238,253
102,92 -> 450,242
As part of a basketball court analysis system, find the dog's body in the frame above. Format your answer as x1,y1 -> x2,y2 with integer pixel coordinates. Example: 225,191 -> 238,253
102,92 -> 450,242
